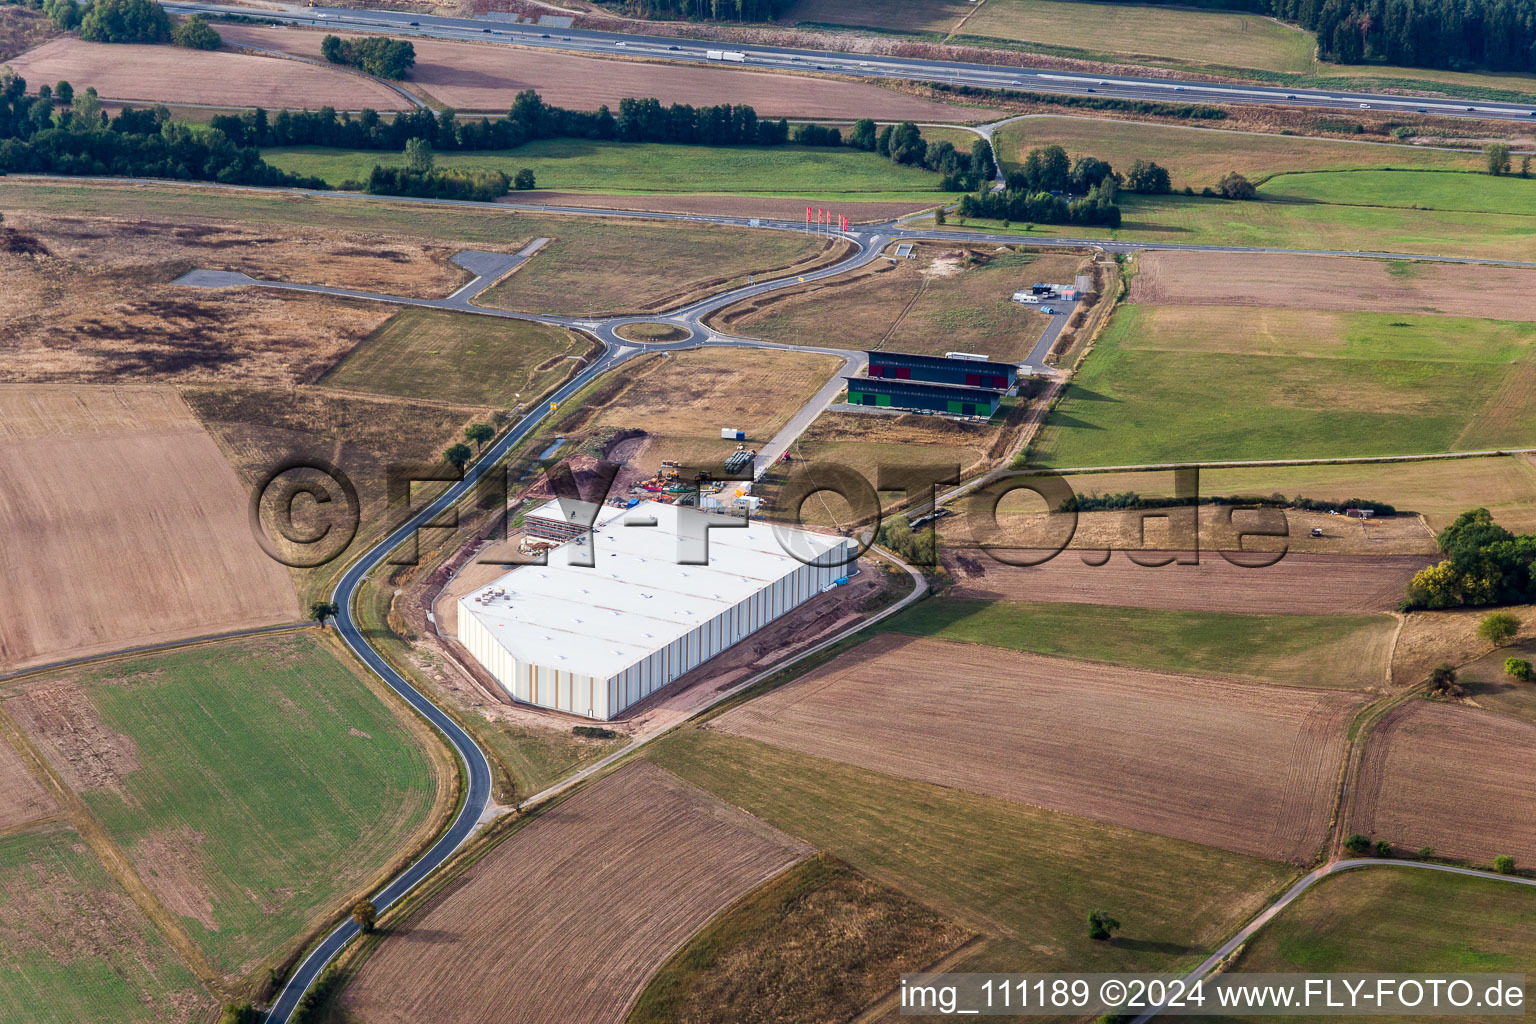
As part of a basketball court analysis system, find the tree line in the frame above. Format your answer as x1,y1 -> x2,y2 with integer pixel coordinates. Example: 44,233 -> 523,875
22,0 -> 221,46
590,0 -> 791,19
1059,490 -> 1397,516
1405,507 -> 1536,610
0,71 -> 323,188
1129,0 -> 1536,73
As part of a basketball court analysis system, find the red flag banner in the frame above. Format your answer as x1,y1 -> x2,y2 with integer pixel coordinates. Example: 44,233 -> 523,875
806,206 -> 811,222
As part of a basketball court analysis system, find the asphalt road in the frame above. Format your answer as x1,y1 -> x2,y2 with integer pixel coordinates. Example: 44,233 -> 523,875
165,0 -> 1536,121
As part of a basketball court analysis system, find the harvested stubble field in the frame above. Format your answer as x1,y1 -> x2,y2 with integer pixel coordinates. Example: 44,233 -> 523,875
0,736 -> 54,832
217,24 -> 984,119
319,308 -> 589,409
882,599 -> 1396,690
629,853 -> 971,1024
5,37 -> 409,110
941,549 -> 1431,614
713,244 -> 1079,361
714,634 -> 1361,862
1034,304 -> 1536,466
539,347 -> 843,480
0,385 -> 299,674
501,190 -> 935,222
1131,251 -> 1536,322
1350,701 -> 1536,865
648,728 -> 1297,985
0,823 -> 212,1024
993,117 -> 1479,190
339,761 -> 811,1024
1391,605 -> 1536,690
3,633 -> 442,977
481,225 -> 840,316
1222,866 -> 1536,1015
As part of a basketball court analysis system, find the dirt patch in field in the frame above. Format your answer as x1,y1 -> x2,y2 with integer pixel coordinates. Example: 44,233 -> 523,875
0,386 -> 301,673
340,760 -> 810,1024
941,549 -> 1431,615
1129,251 -> 1536,321
1351,701 -> 1536,864
0,735 -> 55,831
500,191 -> 935,223
128,827 -> 219,933
5,679 -> 140,796
217,25 -> 985,119
714,634 -> 1360,862
6,36 -> 410,110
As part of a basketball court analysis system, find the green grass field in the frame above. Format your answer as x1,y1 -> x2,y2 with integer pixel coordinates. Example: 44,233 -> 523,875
992,117 -> 1481,190
1214,867 -> 1536,1022
319,309 -> 586,408
261,140 -> 950,199
1259,169 -> 1536,215
63,634 -> 438,976
0,824 -> 211,1024
880,599 -> 1396,688
1033,305 -> 1536,466
646,728 -> 1296,983
941,191 -> 1536,261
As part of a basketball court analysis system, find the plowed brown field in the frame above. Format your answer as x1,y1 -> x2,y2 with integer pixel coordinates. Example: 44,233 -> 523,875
942,550 -> 1431,614
7,37 -> 410,110
340,761 -> 811,1024
1350,701 -> 1536,864
714,634 -> 1362,862
216,25 -> 986,119
0,385 -> 300,673
0,736 -> 54,830
1130,251 -> 1536,321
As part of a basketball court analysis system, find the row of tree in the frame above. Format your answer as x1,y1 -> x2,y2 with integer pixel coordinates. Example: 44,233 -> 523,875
0,71 -> 324,187
590,0 -> 791,19
27,0 -> 222,45
1059,490 -> 1397,516
320,34 -> 415,80
1405,508 -> 1536,609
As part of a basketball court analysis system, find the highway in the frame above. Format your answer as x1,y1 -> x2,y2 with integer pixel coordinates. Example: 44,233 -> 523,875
165,0 -> 1536,121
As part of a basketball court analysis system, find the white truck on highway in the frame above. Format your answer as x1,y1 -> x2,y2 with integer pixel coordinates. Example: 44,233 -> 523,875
706,49 -> 747,63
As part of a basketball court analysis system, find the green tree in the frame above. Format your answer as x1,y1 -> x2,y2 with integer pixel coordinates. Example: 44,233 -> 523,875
465,422 -> 495,451
1087,910 -> 1120,941
1506,657 -> 1534,682
1478,610 -> 1520,647
848,117 -> 877,151
1126,159 -> 1172,194
1217,171 -> 1257,200
70,86 -> 102,130
404,136 -> 434,173
310,601 -> 339,628
79,0 -> 171,43
1343,833 -> 1372,855
352,898 -> 377,933
1495,854 -> 1516,874
1374,839 -> 1392,857
513,167 -> 536,190
1417,846 -> 1434,860
173,15 -> 223,49
444,442 -> 473,471
1485,143 -> 1512,176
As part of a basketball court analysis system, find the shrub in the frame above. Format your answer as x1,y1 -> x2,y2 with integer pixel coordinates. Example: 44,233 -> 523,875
1417,846 -> 1434,860
513,167 -> 536,190
1343,833 -> 1372,855
1374,839 -> 1391,858
1506,657 -> 1534,682
172,14 -> 221,49
1478,610 -> 1521,647
1429,663 -> 1463,697
1216,171 -> 1257,200
573,725 -> 617,739
1087,910 -> 1120,941
1495,854 -> 1516,874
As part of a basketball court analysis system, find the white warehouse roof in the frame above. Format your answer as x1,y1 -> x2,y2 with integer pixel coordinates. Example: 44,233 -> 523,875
526,496 -> 626,529
462,501 -> 849,681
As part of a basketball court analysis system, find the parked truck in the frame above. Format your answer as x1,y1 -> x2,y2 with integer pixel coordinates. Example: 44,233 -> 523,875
706,49 -> 747,62
720,428 -> 746,440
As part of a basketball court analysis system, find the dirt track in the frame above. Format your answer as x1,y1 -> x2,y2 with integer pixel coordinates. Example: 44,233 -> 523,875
501,191 -> 935,223
1350,701 -> 1536,864
340,761 -> 810,1024
942,549 -> 1432,614
0,385 -> 301,673
1130,251 -> 1536,321
714,634 -> 1362,862
7,36 -> 410,110
216,24 -> 984,119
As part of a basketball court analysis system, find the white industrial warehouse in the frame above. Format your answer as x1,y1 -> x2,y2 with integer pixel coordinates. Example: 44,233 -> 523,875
458,499 -> 856,720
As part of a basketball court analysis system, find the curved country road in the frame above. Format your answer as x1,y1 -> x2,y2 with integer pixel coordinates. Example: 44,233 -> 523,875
1130,859 -> 1536,1023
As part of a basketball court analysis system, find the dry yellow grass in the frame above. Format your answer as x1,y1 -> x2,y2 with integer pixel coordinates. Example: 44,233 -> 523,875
0,385 -> 300,673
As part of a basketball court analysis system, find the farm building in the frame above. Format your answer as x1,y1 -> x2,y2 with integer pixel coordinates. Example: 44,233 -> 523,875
866,351 -> 1017,391
845,376 -> 1003,418
523,497 -> 626,544
459,501 -> 855,720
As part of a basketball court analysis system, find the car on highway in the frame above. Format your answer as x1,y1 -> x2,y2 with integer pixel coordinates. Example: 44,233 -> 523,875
409,20 -> 419,26
1360,102 -> 1371,108
668,44 -> 679,50
1418,107 -> 1428,112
